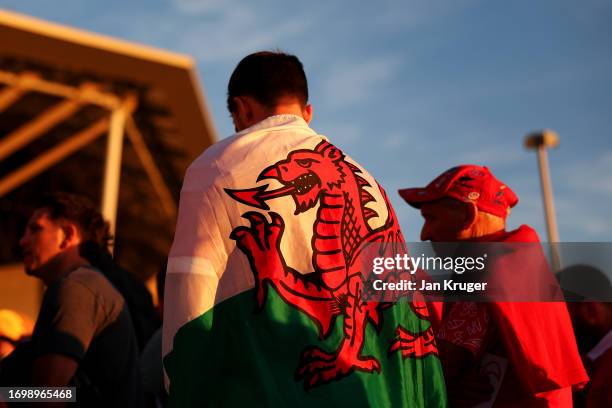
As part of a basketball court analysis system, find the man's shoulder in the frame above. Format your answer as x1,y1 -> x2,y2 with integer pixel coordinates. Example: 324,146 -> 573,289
202,115 -> 318,161
59,266 -> 123,302
35,267 -> 127,343
502,224 -> 540,243
183,116 -> 325,190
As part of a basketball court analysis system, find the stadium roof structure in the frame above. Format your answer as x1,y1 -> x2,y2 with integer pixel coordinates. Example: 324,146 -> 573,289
0,10 -> 217,281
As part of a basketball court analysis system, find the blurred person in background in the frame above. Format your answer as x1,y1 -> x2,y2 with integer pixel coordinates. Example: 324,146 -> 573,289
400,165 -> 588,407
6,192 -> 143,407
140,264 -> 167,407
79,240 -> 160,350
559,264 -> 612,408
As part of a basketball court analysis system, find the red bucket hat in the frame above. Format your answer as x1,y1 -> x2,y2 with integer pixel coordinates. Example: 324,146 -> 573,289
398,165 -> 519,218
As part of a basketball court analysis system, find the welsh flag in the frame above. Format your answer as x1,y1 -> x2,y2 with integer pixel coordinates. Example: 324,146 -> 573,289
163,116 -> 447,407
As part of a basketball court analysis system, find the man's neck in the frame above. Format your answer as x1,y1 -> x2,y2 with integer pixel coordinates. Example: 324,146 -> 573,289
463,228 -> 507,242
267,103 -> 307,118
464,213 -> 506,240
41,248 -> 90,286
233,96 -> 311,132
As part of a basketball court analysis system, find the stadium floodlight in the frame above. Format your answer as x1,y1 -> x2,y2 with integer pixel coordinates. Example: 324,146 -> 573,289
524,129 -> 561,271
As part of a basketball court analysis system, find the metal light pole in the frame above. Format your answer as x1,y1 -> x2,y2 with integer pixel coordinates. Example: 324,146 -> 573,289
524,130 -> 562,271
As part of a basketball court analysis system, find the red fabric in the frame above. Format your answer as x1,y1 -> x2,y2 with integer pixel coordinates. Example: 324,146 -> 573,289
399,165 -> 519,218
437,302 -> 491,357
414,267 -> 444,330
488,225 -> 588,405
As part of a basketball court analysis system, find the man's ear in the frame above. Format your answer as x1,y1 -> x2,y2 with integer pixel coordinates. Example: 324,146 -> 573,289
463,202 -> 478,230
231,96 -> 250,129
60,223 -> 81,249
302,104 -> 313,124
231,96 -> 265,131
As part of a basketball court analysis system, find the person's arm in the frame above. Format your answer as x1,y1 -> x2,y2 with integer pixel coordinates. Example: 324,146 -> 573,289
32,277 -> 107,387
32,354 -> 78,386
163,169 -> 232,406
29,354 -> 79,408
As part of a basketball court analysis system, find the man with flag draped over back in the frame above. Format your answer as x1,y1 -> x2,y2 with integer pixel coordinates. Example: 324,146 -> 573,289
163,51 -> 447,407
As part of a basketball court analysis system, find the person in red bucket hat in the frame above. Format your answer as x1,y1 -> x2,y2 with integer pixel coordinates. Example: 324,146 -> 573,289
399,165 -> 588,407
399,165 -> 518,220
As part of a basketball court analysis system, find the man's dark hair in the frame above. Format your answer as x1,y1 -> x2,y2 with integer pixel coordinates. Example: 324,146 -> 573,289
36,192 -> 112,251
227,51 -> 309,113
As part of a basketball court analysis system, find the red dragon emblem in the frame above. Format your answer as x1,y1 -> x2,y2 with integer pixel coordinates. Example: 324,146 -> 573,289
225,140 -> 437,389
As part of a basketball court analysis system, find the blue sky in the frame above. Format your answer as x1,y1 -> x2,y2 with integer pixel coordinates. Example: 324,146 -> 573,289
4,0 -> 612,247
